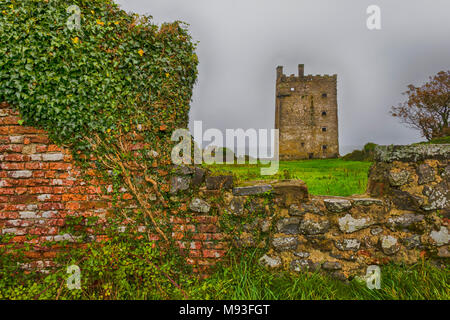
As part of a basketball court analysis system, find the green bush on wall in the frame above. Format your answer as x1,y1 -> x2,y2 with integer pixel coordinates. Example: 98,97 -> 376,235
342,142 -> 377,162
0,0 -> 198,156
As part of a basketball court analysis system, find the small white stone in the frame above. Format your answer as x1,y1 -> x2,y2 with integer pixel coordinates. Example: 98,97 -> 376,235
338,214 -> 372,233
259,254 -> 281,268
381,235 -> 397,249
430,227 -> 449,246
189,198 -> 211,213
380,235 -> 400,255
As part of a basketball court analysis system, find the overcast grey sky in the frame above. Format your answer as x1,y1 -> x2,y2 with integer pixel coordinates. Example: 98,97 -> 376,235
116,0 -> 450,154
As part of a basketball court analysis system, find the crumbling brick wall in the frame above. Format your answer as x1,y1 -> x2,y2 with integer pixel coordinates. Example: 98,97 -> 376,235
0,103 -> 227,273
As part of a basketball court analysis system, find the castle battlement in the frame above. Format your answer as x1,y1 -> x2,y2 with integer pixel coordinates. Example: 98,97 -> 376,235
277,65 -> 337,83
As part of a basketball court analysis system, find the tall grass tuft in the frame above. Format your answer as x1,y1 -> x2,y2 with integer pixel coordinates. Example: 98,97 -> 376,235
188,250 -> 449,300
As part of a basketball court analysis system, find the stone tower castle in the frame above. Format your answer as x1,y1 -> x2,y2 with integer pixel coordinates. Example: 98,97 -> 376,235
275,64 -> 339,160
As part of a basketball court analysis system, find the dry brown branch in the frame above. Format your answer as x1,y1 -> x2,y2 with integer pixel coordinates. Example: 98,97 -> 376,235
85,133 -> 169,242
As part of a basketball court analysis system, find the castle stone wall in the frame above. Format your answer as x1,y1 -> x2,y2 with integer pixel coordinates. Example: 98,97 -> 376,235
275,64 -> 339,160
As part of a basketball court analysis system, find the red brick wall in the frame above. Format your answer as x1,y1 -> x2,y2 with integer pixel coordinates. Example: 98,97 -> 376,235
0,103 -> 226,273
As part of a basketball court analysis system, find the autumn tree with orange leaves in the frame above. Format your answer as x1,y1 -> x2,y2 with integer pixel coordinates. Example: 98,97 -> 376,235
391,71 -> 449,141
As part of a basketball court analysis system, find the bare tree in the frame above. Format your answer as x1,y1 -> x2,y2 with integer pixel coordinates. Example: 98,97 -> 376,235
391,71 -> 449,141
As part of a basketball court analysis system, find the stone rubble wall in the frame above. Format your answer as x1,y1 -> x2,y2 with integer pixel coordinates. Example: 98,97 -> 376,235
219,144 -> 449,280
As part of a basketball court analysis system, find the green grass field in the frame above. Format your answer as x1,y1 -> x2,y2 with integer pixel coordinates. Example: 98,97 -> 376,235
189,250 -> 449,300
205,159 -> 373,196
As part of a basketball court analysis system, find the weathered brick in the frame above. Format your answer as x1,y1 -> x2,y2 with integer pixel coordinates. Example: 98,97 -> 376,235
62,194 -> 88,202
42,211 -> 58,218
16,179 -> 49,187
65,202 -> 80,210
189,241 -> 203,250
6,220 -> 33,227
10,195 -> 38,204
2,227 -> 26,235
197,224 -> 218,233
52,187 -> 65,194
31,171 -> 45,178
44,171 -> 56,178
19,211 -> 38,219
29,187 -> 53,194
173,224 -> 196,233
42,153 -> 64,162
3,154 -> 30,162
8,170 -> 33,178
0,188 -> 14,195
9,135 -> 24,144
0,116 -> 20,125
1,162 -> 25,170
0,211 -> 19,219
37,194 -> 51,201
38,202 -> 64,210
24,162 -> 46,170
2,204 -> 26,211
202,249 -> 225,258
30,154 -> 43,161
171,217 -> 190,224
49,163 -> 72,170
15,187 -> 28,195
35,145 -> 48,153
0,144 -> 23,153
10,235 -> 27,243
47,145 -> 62,152
189,250 -> 202,258
28,135 -> 50,144
11,126 -> 46,134
192,216 -> 219,224
0,179 -> 15,187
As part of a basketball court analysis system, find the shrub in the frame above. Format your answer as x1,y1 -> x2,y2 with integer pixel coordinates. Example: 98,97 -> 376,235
0,0 -> 198,151
342,143 -> 377,161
